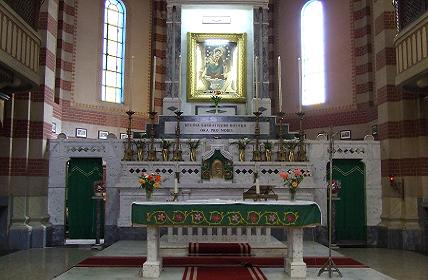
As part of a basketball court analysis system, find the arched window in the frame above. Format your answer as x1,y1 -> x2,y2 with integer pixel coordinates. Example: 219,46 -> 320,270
102,0 -> 126,103
301,0 -> 325,105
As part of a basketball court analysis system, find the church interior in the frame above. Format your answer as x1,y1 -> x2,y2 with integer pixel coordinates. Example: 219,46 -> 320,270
0,0 -> 428,279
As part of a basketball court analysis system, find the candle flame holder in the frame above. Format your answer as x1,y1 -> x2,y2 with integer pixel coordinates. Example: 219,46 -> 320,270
252,111 -> 262,161
147,111 -> 158,161
277,111 -> 286,162
296,111 -> 307,162
172,111 -> 183,161
122,110 -> 135,161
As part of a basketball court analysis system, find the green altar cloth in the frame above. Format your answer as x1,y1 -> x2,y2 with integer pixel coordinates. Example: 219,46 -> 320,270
132,200 -> 321,227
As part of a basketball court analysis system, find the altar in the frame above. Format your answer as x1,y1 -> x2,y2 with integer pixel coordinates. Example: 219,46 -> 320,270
132,199 -> 322,278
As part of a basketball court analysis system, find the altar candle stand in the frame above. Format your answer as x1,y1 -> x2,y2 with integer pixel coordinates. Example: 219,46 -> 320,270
252,111 -> 262,161
296,111 -> 307,162
147,111 -> 158,161
277,111 -> 286,162
122,110 -> 135,161
170,171 -> 180,201
172,111 -> 183,161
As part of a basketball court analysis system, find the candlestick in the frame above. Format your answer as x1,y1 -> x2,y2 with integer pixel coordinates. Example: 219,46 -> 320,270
151,56 -> 157,111
178,54 -> 182,111
255,56 -> 259,111
298,57 -> 302,112
130,56 -> 135,111
278,56 -> 282,112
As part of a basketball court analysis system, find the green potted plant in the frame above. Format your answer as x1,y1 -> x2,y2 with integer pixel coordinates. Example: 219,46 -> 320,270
188,139 -> 201,161
160,139 -> 172,161
232,138 -> 250,161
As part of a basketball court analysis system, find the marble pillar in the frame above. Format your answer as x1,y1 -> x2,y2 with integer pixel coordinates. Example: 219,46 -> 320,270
285,228 -> 306,278
143,226 -> 162,278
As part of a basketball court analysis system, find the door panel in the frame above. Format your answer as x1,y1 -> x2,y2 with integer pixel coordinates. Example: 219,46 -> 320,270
67,158 -> 103,239
332,159 -> 366,242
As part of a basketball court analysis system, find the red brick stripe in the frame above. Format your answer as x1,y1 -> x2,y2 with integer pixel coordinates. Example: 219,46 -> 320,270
376,85 -> 417,105
375,11 -> 395,35
0,158 -> 49,176
376,47 -> 396,70
353,25 -> 371,38
381,158 -> 428,177
378,119 -> 428,140
38,12 -> 58,38
39,48 -> 57,71
353,6 -> 370,21
61,101 -> 146,129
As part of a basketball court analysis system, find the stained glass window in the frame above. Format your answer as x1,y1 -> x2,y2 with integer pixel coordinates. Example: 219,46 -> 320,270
102,0 -> 126,103
301,0 -> 325,105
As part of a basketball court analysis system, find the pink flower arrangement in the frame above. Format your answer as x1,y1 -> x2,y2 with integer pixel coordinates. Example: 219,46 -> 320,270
279,169 -> 304,193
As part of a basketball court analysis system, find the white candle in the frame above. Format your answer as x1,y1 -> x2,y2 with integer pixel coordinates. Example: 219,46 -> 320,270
298,57 -> 302,112
256,177 -> 260,195
151,56 -> 157,111
130,56 -> 135,111
178,55 -> 182,111
255,56 -> 259,111
278,56 -> 282,112
174,177 -> 178,194
255,163 -> 260,195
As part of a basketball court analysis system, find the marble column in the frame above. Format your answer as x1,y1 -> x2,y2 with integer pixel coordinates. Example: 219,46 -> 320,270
143,226 -> 162,278
285,228 -> 306,278
164,4 -> 182,115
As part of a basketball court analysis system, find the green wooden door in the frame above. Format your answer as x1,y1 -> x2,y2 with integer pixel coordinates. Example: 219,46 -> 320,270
66,158 -> 103,239
332,159 -> 366,242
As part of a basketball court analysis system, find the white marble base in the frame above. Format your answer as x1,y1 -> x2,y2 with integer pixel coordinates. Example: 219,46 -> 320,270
285,261 -> 307,279
142,261 -> 163,278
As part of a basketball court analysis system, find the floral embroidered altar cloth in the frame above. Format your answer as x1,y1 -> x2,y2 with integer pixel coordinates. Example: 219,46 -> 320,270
132,199 -> 321,227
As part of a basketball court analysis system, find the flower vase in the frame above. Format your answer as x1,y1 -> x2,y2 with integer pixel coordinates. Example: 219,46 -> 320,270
146,189 -> 153,201
289,189 -> 296,201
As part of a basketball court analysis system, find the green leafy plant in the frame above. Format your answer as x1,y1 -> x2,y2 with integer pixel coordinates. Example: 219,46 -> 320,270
160,138 -> 172,149
211,94 -> 222,107
263,140 -> 272,150
232,137 -> 251,149
188,139 -> 201,149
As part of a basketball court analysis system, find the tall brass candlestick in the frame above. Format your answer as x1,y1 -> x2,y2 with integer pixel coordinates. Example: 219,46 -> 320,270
252,111 -> 262,161
147,111 -> 158,161
277,111 -> 286,161
296,111 -> 307,161
172,111 -> 183,161
122,110 -> 135,161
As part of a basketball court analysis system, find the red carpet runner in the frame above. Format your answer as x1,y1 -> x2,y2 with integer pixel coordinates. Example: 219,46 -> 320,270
182,266 -> 267,280
188,242 -> 252,256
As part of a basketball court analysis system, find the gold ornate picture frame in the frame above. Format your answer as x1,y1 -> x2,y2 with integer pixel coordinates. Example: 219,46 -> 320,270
187,33 -> 246,103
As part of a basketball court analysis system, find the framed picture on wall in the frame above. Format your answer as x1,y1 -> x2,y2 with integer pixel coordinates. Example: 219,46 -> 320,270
76,128 -> 87,138
98,130 -> 109,140
120,133 -> 128,139
340,130 -> 351,140
187,32 -> 246,103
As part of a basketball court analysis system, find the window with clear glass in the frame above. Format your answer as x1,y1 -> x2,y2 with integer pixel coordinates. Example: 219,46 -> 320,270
301,0 -> 325,105
102,0 -> 126,103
